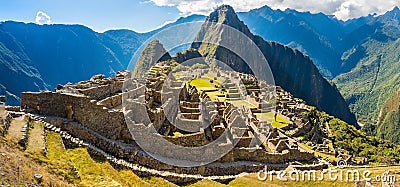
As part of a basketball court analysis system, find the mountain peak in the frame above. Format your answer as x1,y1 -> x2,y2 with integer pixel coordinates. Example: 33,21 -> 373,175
191,5 -> 357,126
203,5 -> 252,36
207,5 -> 238,24
133,39 -> 171,77
376,5 -> 400,23
383,6 -> 400,17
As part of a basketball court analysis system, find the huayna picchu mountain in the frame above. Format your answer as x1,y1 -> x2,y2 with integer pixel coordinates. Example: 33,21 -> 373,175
192,5 -> 357,126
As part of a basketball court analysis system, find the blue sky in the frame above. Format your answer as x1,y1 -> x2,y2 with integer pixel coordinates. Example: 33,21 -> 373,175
1,0 -> 399,33
0,0 -> 181,33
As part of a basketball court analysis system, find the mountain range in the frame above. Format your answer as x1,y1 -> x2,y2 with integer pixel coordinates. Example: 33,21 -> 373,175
1,5 -> 399,130
190,5 -> 356,126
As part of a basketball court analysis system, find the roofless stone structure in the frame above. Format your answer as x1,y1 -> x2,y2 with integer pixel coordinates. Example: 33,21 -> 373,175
19,63 -> 323,183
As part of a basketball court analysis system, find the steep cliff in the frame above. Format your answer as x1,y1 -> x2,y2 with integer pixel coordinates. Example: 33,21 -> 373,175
133,40 -> 171,77
191,5 -> 357,126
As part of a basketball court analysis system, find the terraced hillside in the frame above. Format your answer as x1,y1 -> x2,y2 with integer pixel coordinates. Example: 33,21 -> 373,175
0,113 -> 175,186
1,113 -> 399,186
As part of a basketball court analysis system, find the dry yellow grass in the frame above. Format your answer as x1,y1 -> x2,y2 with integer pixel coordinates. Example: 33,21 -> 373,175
26,121 -> 45,153
0,132 -> 74,186
6,115 -> 27,143
186,179 -> 227,187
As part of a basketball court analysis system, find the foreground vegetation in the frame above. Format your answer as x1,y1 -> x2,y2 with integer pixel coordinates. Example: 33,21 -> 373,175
306,108 -> 400,165
0,119 -> 174,186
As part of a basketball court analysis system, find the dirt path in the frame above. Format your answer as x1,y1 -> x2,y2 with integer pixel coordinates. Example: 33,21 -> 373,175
6,115 -> 26,140
26,121 -> 45,152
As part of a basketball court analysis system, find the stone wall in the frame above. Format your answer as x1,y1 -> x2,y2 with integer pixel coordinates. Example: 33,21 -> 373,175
78,81 -> 123,100
227,148 -> 314,164
97,93 -> 122,109
1,113 -> 12,136
163,131 -> 209,147
180,106 -> 200,113
47,118 -> 276,177
21,92 -> 133,143
233,137 -> 252,148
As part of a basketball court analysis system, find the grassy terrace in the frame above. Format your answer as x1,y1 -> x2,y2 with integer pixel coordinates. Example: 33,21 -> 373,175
301,142 -> 337,163
189,78 -> 216,90
188,77 -> 257,109
21,122 -> 174,186
254,112 -> 292,129
188,75 -> 290,129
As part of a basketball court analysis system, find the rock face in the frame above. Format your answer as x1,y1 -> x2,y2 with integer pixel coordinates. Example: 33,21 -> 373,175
377,89 -> 400,143
191,5 -> 357,126
133,40 -> 171,77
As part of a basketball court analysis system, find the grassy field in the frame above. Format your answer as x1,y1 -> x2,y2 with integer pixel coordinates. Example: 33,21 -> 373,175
254,112 -> 292,129
189,78 -> 214,89
189,77 -> 260,109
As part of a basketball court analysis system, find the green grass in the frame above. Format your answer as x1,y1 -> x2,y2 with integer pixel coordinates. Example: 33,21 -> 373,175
27,131 -> 80,183
189,78 -> 213,89
26,129 -> 155,186
187,179 -> 226,187
68,147 -> 151,187
206,91 -> 227,101
254,112 -> 291,129
202,74 -> 225,86
26,121 -> 45,155
173,131 -> 184,136
142,176 -> 177,187
0,133 -> 74,186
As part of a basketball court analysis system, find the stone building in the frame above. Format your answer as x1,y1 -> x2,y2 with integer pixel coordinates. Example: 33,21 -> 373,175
20,63 -> 317,181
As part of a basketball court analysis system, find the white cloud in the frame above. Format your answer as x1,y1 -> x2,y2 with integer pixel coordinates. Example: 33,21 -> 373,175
149,0 -> 400,20
156,20 -> 175,29
35,11 -> 51,25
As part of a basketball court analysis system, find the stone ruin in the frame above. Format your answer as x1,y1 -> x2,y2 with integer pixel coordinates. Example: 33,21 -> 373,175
17,63 -> 323,183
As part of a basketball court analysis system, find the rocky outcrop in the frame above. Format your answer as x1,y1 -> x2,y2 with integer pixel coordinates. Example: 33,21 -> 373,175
133,40 -> 171,77
191,5 -> 357,127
